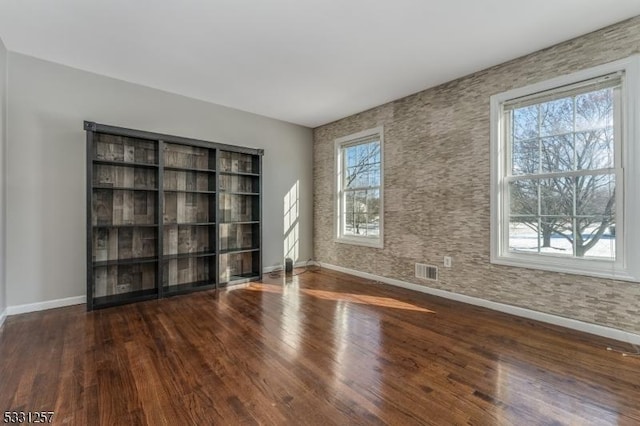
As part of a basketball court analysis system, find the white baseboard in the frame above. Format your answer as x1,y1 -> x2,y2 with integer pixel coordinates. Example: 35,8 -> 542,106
263,261 -> 313,273
321,262 -> 640,346
6,295 -> 86,316
0,307 -> 6,328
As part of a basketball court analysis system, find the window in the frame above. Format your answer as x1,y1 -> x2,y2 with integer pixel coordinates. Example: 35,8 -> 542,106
491,56 -> 640,281
335,127 -> 384,248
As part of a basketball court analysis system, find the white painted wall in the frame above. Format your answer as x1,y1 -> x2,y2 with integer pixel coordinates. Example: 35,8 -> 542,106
0,38 -> 7,322
6,52 -> 313,307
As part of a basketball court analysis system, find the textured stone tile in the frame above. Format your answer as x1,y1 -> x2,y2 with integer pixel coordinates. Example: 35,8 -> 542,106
313,16 -> 640,334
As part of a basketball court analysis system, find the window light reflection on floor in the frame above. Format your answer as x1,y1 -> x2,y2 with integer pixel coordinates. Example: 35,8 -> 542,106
245,283 -> 434,313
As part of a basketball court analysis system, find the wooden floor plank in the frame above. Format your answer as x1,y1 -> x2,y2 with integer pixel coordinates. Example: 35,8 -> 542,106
1,268 -> 639,425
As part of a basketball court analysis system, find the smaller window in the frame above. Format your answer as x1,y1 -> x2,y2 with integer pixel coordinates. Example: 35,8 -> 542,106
335,127 -> 384,248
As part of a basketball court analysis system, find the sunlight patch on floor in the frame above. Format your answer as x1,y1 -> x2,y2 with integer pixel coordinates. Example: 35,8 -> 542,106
245,283 -> 434,313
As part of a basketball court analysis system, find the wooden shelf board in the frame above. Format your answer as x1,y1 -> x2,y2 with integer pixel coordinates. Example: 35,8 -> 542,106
219,191 -> 259,196
93,159 -> 158,168
93,256 -> 158,267
163,222 -> 216,226
163,189 -> 216,194
164,165 -> 216,173
220,248 -> 260,255
163,252 -> 216,260
92,289 -> 158,309
219,171 -> 259,177
163,280 -> 217,295
93,185 -> 158,191
93,224 -> 158,228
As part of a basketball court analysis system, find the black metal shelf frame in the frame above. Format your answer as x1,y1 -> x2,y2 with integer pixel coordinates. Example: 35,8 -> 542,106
86,121 -> 263,310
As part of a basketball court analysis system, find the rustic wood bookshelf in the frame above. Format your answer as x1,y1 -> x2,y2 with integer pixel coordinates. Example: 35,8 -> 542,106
86,121 -> 263,310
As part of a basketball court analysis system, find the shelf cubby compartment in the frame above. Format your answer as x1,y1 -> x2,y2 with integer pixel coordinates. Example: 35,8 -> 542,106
163,192 -> 215,224
219,173 -> 259,194
93,164 -> 157,190
219,193 -> 259,223
163,224 -> 215,256
93,263 -> 158,300
219,222 -> 259,253
94,133 -> 158,166
164,169 -> 215,192
219,251 -> 260,283
93,189 -> 158,226
93,226 -> 157,262
162,257 -> 215,290
219,151 -> 259,174
164,142 -> 215,171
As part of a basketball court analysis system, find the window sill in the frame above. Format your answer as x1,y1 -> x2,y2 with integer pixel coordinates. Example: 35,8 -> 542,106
490,254 -> 638,282
335,236 -> 383,249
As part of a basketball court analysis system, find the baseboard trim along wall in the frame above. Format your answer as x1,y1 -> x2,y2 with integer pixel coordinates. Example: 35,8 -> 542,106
3,266 -> 312,316
320,262 -> 640,346
6,295 -> 86,316
263,261 -> 312,274
3,265 -> 311,316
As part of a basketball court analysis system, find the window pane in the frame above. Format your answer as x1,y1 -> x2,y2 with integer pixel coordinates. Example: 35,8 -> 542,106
356,144 -> 369,165
346,166 -> 366,188
540,134 -> 573,172
512,106 -> 539,141
370,169 -> 380,187
367,189 -> 380,215
509,217 -> 540,253
539,178 -> 572,217
372,145 -> 381,164
575,174 -> 615,217
575,88 -> 613,132
580,216 -> 615,260
344,142 -> 381,189
345,166 -> 356,189
344,190 -> 355,215
367,189 -> 380,220
539,216 -> 573,256
346,146 -> 357,168
540,97 -> 573,137
367,218 -> 380,237
353,213 -> 367,236
574,173 -> 615,259
366,141 -> 380,162
353,190 -> 367,235
575,128 -> 614,170
509,179 -> 538,216
512,138 -> 539,175
343,211 -> 356,236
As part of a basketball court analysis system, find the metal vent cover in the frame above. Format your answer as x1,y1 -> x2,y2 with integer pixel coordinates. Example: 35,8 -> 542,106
415,263 -> 438,281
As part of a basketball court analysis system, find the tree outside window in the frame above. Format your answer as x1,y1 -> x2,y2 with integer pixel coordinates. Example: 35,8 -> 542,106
507,84 -> 618,259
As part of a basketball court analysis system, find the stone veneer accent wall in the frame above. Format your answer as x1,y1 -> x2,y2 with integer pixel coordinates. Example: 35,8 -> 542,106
313,16 -> 640,334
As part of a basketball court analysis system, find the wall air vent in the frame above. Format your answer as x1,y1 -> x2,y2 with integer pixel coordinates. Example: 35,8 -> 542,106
415,263 -> 438,281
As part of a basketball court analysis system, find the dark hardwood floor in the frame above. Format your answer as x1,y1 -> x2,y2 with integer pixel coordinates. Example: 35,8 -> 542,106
1,268 -> 639,425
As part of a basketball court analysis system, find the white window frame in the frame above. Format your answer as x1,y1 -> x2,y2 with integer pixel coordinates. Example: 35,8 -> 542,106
334,126 -> 384,248
490,55 -> 640,282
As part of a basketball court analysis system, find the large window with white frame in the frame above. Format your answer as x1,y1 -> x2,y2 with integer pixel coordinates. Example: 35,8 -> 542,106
490,56 -> 640,281
335,127 -> 384,248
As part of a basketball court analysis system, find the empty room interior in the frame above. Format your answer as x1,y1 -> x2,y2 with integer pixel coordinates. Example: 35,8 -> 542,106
2,1 -> 640,424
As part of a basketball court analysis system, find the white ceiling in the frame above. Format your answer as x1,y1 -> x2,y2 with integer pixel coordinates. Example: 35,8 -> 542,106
1,1 -> 639,128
